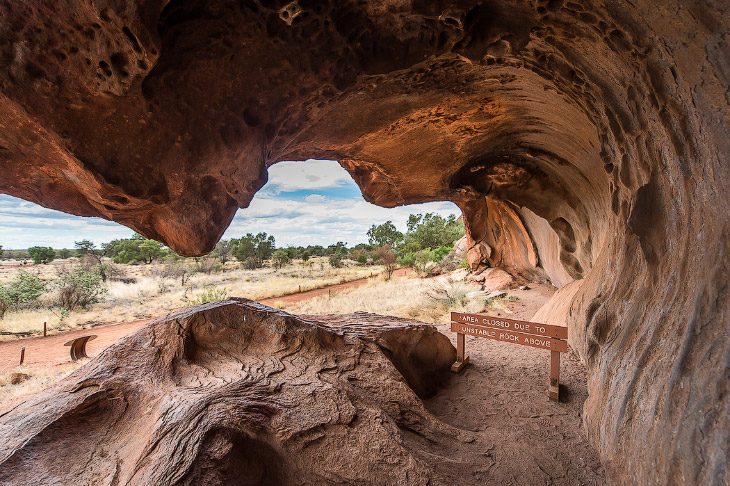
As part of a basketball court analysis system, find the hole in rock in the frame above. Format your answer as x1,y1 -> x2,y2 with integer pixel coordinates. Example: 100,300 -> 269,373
183,429 -> 288,485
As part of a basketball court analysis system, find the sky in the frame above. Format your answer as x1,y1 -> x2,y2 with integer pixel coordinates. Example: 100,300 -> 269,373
0,160 -> 460,250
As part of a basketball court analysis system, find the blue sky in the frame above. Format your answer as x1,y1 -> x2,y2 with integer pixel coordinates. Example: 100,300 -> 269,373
0,160 -> 460,249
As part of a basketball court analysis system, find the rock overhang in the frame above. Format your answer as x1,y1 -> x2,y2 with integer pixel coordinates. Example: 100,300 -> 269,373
0,1 -> 728,484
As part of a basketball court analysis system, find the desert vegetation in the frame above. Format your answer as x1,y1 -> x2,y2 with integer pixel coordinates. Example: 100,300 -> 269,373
0,212 -> 465,338
279,270 -> 527,325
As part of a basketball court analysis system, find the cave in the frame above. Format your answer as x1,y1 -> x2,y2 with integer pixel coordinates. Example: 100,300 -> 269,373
0,0 -> 727,484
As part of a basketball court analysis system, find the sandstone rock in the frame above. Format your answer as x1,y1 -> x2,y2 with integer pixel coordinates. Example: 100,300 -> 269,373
0,1 -> 727,483
0,300 -> 457,485
471,273 -> 486,283
519,207 -> 575,288
461,197 -> 538,273
427,264 -> 445,276
453,236 -> 468,260
466,240 -> 492,270
478,268 -> 515,291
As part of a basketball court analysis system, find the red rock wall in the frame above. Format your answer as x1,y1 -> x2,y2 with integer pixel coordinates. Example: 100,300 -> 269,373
0,1 -> 727,483
519,207 -> 575,288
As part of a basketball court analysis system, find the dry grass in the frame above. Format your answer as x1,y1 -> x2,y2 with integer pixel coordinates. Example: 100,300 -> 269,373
0,362 -> 82,413
278,274 -> 486,324
0,258 -> 384,339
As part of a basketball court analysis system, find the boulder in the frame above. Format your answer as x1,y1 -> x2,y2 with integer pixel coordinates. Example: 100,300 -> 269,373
476,268 -> 515,291
0,300 -> 456,485
466,240 -> 492,271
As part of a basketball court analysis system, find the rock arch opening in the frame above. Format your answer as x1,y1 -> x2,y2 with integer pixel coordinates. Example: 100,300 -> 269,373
230,158 -> 462,247
0,0 -> 726,484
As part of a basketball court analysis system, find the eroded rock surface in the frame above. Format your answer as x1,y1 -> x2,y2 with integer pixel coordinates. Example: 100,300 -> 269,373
0,300 -> 456,485
0,1 -> 728,483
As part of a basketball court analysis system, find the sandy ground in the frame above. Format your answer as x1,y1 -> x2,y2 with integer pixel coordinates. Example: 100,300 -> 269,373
410,284 -> 605,484
0,319 -> 149,370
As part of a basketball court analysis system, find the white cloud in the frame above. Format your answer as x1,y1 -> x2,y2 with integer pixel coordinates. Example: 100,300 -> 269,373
265,160 -> 353,192
303,194 -> 327,203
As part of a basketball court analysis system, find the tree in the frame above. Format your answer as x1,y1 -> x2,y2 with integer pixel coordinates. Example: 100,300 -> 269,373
254,233 -> 275,263
138,240 -> 164,264
271,249 -> 291,270
103,235 -> 165,264
326,241 -> 348,255
232,236 -> 256,263
0,245 -> 3,259
58,248 -> 72,259
214,240 -> 233,265
392,213 -> 465,275
74,239 -> 97,256
75,238 -> 111,280
375,245 -> 397,280
367,221 -> 403,248
28,246 -> 55,264
403,213 -> 464,251
231,233 -> 276,268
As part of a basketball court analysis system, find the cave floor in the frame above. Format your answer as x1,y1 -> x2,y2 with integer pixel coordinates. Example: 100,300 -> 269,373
413,284 -> 606,485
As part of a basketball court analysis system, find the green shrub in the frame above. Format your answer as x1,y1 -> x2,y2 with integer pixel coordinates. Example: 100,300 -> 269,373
402,213 -> 464,251
191,287 -> 229,305
271,249 -> 291,270
432,245 -> 452,261
412,249 -> 439,276
397,253 -> 415,268
329,252 -> 344,268
27,246 -> 55,264
398,245 -> 457,276
0,271 -> 46,317
349,248 -> 370,265
55,267 -> 107,310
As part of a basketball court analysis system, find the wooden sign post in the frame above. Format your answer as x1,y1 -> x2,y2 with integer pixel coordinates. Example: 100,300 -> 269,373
450,312 -> 568,401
